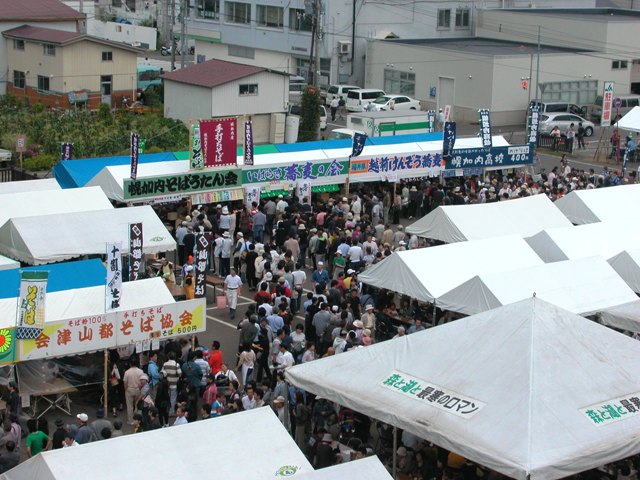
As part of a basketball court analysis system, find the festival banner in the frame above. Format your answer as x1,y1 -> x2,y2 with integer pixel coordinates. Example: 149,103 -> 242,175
527,105 -> 540,145
195,233 -> 208,299
243,160 -> 347,185
16,271 -> 48,340
245,186 -> 261,211
350,152 -> 444,181
244,118 -> 254,166
60,143 -> 73,161
130,132 -> 139,180
296,181 -> 312,205
478,109 -> 492,151
129,223 -> 143,282
427,111 -> 436,133
442,121 -> 457,160
601,81 -> 615,127
189,123 -> 204,170
106,242 -> 123,311
191,187 -> 244,205
200,117 -> 237,168
351,132 -> 367,158
0,329 -> 17,366
444,144 -> 533,170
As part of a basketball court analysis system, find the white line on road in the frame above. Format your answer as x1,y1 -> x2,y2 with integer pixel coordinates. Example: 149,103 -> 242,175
206,314 -> 237,330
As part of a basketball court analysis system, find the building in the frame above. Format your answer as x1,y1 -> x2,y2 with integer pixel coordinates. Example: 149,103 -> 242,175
184,0 -> 595,89
3,25 -> 139,110
161,58 -> 288,143
0,0 -> 85,95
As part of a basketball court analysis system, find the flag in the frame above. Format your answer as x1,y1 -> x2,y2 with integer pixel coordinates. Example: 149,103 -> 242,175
129,223 -> 143,281
16,271 -> 48,340
130,132 -> 139,180
478,109 -> 492,151
351,132 -> 367,158
60,143 -> 73,161
244,118 -> 254,166
442,121 -> 457,159
195,234 -> 209,298
200,117 -> 238,168
189,123 -> 204,170
106,242 -> 123,311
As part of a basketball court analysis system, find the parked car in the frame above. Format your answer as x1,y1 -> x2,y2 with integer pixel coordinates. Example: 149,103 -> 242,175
539,113 -> 595,137
369,95 -> 421,112
346,89 -> 386,112
590,94 -> 640,123
322,84 -> 360,105
288,104 -> 327,130
330,128 -> 365,140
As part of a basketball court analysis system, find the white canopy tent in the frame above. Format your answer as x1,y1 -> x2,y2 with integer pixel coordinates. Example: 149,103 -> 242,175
436,256 -> 638,316
287,298 -> 640,480
0,186 -> 112,228
1,407 -> 313,480
555,184 -> 640,225
358,236 -> 543,303
616,105 -> 640,133
609,248 -> 640,293
599,300 -> 640,332
0,255 -> 19,271
406,194 -> 572,242
0,206 -> 176,264
525,222 -> 640,263
296,457 -> 392,479
0,178 -> 60,194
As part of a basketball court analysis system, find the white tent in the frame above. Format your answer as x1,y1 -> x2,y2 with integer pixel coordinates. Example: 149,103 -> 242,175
525,223 -> 640,263
296,457 -> 392,479
617,105 -> 640,133
0,178 -> 60,194
0,186 -> 112,228
609,248 -> 640,293
436,256 -> 638,316
287,298 -> 640,480
358,236 -> 543,303
555,184 -> 640,225
0,255 -> 19,271
406,194 -> 572,242
1,407 -> 313,480
0,206 -> 176,264
599,300 -> 640,332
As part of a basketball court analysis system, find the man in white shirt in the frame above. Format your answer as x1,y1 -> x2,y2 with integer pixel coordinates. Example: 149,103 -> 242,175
241,386 -> 257,410
173,406 -> 188,426
224,266 -> 243,319
347,242 -> 364,271
291,263 -> 307,313
276,195 -> 288,220
276,343 -> 295,370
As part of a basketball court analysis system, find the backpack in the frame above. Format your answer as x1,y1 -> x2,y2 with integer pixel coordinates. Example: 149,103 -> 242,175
215,373 -> 230,389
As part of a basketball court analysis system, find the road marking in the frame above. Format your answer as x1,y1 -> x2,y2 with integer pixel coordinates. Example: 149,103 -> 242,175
206,314 -> 237,330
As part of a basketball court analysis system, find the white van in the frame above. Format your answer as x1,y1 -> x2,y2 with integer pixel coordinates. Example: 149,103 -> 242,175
322,84 -> 359,105
346,88 -> 385,112
288,104 -> 327,131
590,94 -> 640,123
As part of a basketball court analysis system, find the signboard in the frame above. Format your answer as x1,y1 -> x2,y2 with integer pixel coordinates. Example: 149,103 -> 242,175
60,143 -> 73,161
200,117 -> 237,168
244,118 -> 254,166
445,145 -> 532,170
614,97 -> 622,109
427,111 -> 436,133
105,242 -> 123,311
581,392 -> 640,426
350,152 -> 444,179
18,298 -> 207,362
189,123 -> 204,170
527,105 -> 540,145
16,135 -> 26,153
441,167 -> 484,178
351,132 -> 367,158
130,133 -> 139,180
442,121 -> 456,159
443,105 -> 451,122
16,272 -> 48,340
191,187 -> 244,205
123,168 -> 242,201
601,81 -> 615,127
245,186 -> 260,211
296,181 -> 311,205
243,160 -> 347,185
194,233 -> 208,298
129,223 -> 143,282
382,370 -> 485,419
478,109 -> 492,150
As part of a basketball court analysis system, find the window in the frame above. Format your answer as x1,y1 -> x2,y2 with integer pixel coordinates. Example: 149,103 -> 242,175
13,71 -> 25,89
225,1 -> 250,24
612,60 -> 628,69
289,8 -> 312,32
295,57 -> 330,87
125,0 -> 135,11
197,0 -> 220,19
102,51 -> 113,61
228,45 -> 255,59
112,0 -> 122,6
256,5 -> 283,28
383,69 -> 416,96
37,75 -> 50,92
455,8 -> 470,28
239,83 -> 258,95
437,9 -> 451,29
43,44 -> 56,56
13,39 -> 24,51
540,80 -> 598,105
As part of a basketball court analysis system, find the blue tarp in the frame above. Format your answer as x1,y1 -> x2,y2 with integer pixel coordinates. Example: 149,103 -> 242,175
0,259 -> 106,299
53,152 -> 180,189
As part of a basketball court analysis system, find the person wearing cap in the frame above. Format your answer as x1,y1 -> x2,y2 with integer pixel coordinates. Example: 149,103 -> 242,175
361,303 -> 376,339
332,250 -> 346,280
90,408 -> 113,441
276,194 -> 288,220
180,255 -> 194,282
224,266 -> 243,319
219,205 -> 231,232
220,230 -> 234,278
51,418 -> 66,450
312,261 -> 329,287
233,231 -> 246,273
74,413 -> 92,445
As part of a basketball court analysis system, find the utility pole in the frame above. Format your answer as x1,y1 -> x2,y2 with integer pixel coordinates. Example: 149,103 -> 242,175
180,0 -> 187,69
170,0 -> 176,71
535,25 -> 541,100
314,0 -> 321,87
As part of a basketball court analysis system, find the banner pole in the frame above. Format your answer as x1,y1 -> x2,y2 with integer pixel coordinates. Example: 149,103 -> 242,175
103,349 -> 109,414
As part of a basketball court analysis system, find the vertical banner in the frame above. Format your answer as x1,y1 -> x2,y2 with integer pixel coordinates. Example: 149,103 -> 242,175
478,109 -> 492,151
195,233 -> 209,298
189,123 -> 204,170
442,121 -> 457,159
427,111 -> 436,133
297,181 -> 312,205
601,81 -> 615,127
130,132 -> 139,180
244,118 -> 254,166
60,143 -> 73,161
351,132 -> 367,158
106,242 -> 123,311
129,223 -> 143,282
245,186 -> 260,211
527,105 -> 540,145
16,272 -> 48,340
443,105 -> 452,122
200,117 -> 237,168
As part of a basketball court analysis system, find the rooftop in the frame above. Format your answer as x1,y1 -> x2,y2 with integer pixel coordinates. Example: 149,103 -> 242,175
382,37 -> 593,56
495,7 -> 640,22
0,0 -> 85,21
161,58 -> 286,88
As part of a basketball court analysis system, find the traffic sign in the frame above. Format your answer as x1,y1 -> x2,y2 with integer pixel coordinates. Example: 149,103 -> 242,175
15,135 -> 26,153
614,97 -> 622,108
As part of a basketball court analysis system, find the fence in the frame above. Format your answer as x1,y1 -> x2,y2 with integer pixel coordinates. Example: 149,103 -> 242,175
0,167 -> 41,183
537,134 -> 571,153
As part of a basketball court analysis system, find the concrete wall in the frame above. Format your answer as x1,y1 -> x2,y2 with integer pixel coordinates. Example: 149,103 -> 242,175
89,19 -> 157,50
209,70 -> 288,116
164,80 -> 213,122
195,41 -> 295,74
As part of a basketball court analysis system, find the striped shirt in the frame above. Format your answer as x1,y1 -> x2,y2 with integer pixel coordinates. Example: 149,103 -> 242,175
161,360 -> 181,389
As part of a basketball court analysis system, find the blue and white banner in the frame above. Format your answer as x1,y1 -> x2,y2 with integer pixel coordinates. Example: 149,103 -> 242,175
527,105 -> 540,145
351,132 -> 367,158
129,223 -> 143,282
106,242 -> 123,311
427,111 -> 436,133
442,121 -> 457,159
130,133 -> 139,180
244,118 -> 254,166
478,109 -> 492,151
444,145 -> 533,170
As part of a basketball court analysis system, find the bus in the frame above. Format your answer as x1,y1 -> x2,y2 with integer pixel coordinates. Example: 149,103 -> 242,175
137,64 -> 163,91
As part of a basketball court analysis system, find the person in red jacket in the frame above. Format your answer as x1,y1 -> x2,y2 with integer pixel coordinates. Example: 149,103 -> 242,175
208,341 -> 223,374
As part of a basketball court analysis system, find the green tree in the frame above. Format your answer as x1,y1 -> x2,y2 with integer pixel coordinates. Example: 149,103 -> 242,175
298,85 -> 321,142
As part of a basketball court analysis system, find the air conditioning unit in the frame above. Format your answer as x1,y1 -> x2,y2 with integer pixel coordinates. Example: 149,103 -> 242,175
338,41 -> 352,56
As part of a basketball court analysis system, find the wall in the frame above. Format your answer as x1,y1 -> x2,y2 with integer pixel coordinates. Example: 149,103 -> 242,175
163,80 -> 212,121
209,71 -> 288,117
195,41 -> 295,73
89,19 -> 157,50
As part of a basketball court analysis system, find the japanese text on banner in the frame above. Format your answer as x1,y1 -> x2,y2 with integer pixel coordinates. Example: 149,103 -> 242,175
129,223 -> 143,281
200,117 -> 237,168
581,392 -> 640,426
195,234 -> 209,298
106,242 -> 123,311
478,109 -> 492,150
244,119 -> 254,166
130,132 -> 139,180
16,272 -> 48,340
189,123 -> 204,170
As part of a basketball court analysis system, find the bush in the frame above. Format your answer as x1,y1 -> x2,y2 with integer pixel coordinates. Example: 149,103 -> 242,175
298,85 -> 321,142
22,153 -> 57,171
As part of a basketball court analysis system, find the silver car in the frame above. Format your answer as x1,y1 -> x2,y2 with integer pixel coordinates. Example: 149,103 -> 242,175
539,113 -> 595,137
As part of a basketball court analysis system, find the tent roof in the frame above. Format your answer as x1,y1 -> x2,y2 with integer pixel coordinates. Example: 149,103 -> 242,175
0,206 -> 176,265
599,300 -> 640,332
554,184 -> 640,225
608,248 -> 640,293
436,256 -> 638,316
0,277 -> 173,329
359,236 -> 543,302
0,178 -> 60,194
0,186 -> 112,228
406,194 -> 571,242
297,457 -> 392,479
0,259 -> 106,299
617,106 -> 640,133
286,298 -> 640,480
525,222 -> 640,263
0,407 -> 313,479
0,255 -> 19,272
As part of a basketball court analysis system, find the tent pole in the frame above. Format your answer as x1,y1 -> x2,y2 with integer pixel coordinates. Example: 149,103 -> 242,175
103,349 -> 109,414
392,425 -> 397,479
